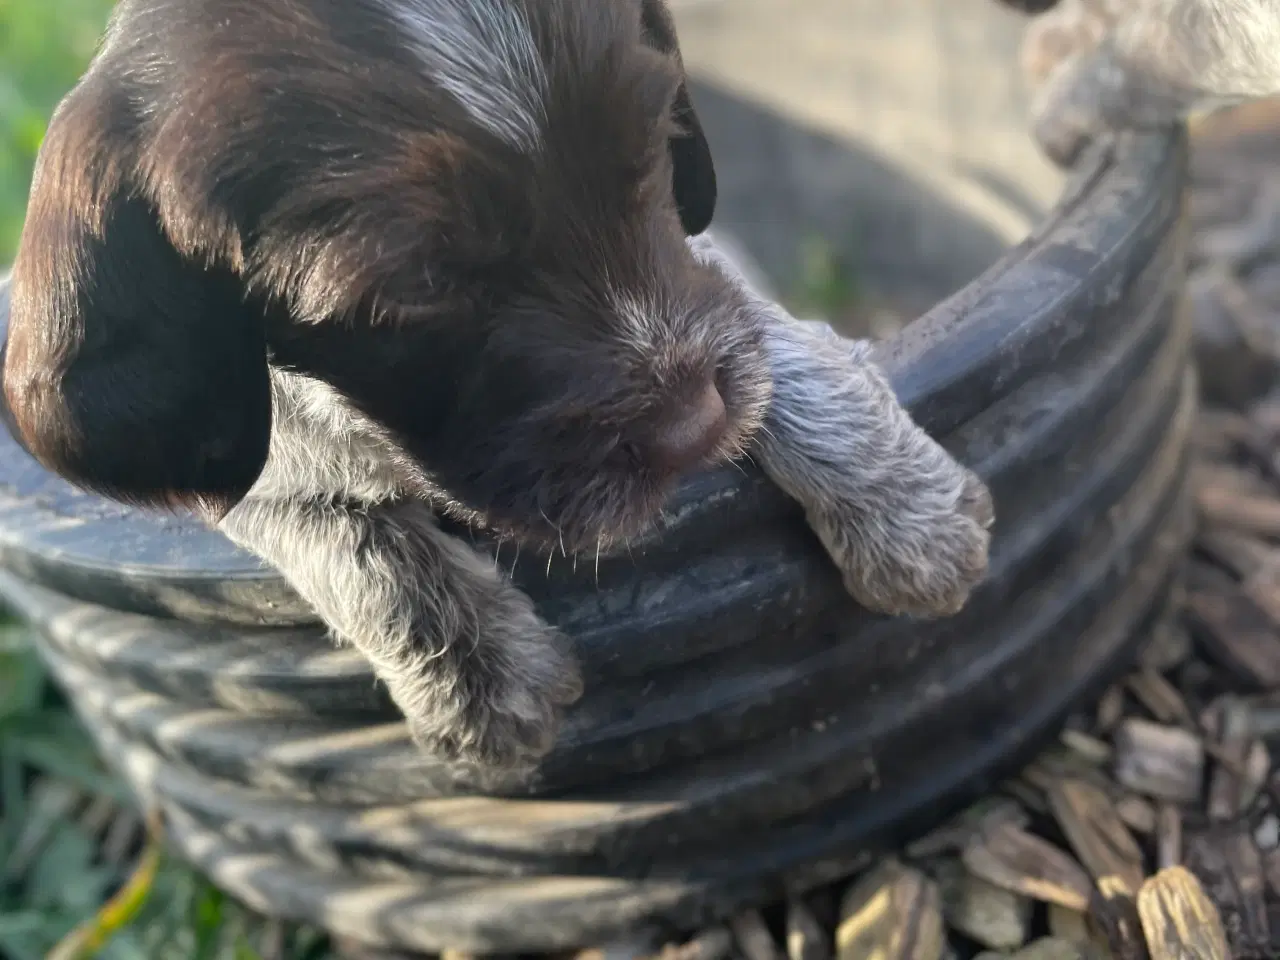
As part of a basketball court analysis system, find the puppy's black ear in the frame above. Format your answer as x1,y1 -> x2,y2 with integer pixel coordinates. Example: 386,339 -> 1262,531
2,82 -> 271,520
639,0 -> 717,236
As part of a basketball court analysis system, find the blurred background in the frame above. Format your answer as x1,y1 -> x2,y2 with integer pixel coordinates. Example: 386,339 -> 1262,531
0,0 -> 113,262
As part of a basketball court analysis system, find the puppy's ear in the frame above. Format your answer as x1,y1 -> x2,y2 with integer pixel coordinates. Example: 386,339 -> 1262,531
2,82 -> 271,519
639,0 -> 717,236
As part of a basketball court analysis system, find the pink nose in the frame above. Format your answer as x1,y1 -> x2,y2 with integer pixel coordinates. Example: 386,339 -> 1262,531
650,380 -> 728,472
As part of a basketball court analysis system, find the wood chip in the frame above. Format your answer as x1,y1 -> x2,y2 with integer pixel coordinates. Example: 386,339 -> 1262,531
1196,478 -> 1280,537
1048,778 -> 1147,897
836,860 -> 946,960
575,935 -> 661,960
1231,410 -> 1280,486
1024,748 -> 1113,796
905,798 -> 1029,859
1046,904 -> 1093,948
1254,815 -> 1279,852
1241,558 -> 1280,630
1186,587 -> 1280,687
1264,848 -> 1280,900
1113,718 -> 1206,804
1242,740 -> 1271,811
1012,938 -> 1100,960
1125,670 -> 1195,727
1061,730 -> 1112,765
1185,828 -> 1271,957
936,861 -> 1031,951
1139,617 -> 1193,673
786,899 -> 830,960
1206,697 -> 1258,820
731,910 -> 782,960
1156,804 -> 1183,871
1136,867 -> 1230,960
961,821 -> 1093,912
1240,693 -> 1280,737
656,928 -> 733,960
1087,880 -> 1148,960
1096,686 -> 1127,735
1115,794 -> 1157,836
1195,527 -> 1271,579
1002,778 -> 1051,816
1190,414 -> 1245,462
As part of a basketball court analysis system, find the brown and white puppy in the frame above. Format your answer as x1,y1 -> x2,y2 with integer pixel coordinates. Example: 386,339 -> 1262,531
2,0 -> 992,776
999,0 -> 1280,165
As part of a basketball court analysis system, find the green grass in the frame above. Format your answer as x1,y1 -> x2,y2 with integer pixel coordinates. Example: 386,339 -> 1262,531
0,4 -> 335,956
0,621 -> 334,960
0,0 -> 116,261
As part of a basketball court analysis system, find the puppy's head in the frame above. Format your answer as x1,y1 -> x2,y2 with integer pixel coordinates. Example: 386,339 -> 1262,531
3,0 -> 772,551
270,0 -> 772,551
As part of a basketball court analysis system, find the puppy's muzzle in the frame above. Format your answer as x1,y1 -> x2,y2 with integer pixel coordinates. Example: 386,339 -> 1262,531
648,379 -> 727,472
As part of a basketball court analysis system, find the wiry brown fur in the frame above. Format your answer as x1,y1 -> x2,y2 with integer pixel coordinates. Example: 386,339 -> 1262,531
3,0 -> 994,774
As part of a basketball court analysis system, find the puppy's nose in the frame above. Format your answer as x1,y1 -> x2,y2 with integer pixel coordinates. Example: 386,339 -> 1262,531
650,380 -> 727,472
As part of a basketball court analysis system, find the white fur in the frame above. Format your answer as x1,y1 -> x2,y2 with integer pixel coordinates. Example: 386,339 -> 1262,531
1026,0 -> 1280,163
381,0 -> 547,152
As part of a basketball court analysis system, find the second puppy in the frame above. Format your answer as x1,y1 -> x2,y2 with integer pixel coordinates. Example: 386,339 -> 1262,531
1001,0 -> 1280,165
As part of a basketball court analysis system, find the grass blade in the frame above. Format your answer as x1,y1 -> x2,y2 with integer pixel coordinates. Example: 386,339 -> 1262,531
45,813 -> 164,960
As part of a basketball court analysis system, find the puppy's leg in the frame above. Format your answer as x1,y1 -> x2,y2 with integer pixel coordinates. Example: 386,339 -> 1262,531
687,236 -> 994,618
757,322 -> 994,617
219,496 -> 580,770
216,371 -> 581,773
1027,0 -> 1280,165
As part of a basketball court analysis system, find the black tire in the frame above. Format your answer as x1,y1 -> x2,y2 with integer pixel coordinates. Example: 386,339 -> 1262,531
0,124 -> 1193,953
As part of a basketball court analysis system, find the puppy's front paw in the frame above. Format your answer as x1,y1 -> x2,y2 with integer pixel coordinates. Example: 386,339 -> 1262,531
1031,65 -> 1113,167
810,462 -> 995,620
1018,0 -> 1120,166
396,590 -> 583,775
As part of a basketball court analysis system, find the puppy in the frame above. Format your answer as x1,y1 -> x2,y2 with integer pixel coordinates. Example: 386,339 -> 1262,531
2,0 -> 992,775
999,0 -> 1280,165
